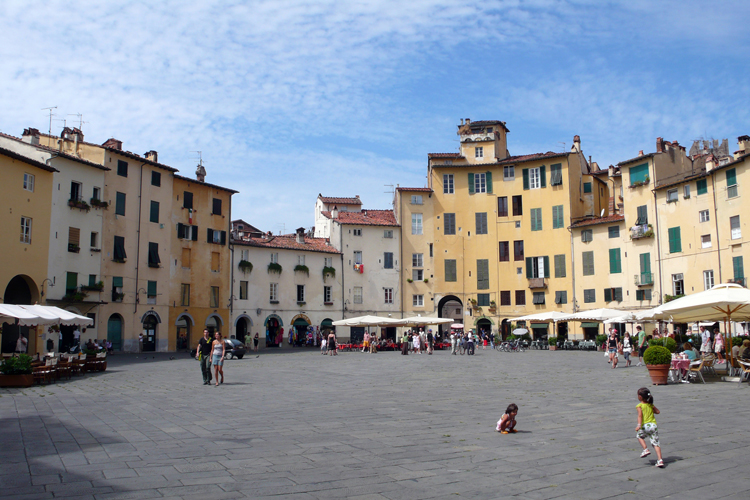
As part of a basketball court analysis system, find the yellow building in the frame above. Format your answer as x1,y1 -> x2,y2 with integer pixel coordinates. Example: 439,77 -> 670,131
170,173 -> 236,351
0,146 -> 55,355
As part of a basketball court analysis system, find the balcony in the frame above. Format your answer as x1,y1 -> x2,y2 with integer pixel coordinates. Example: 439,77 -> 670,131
68,243 -> 80,253
528,278 -> 547,289
630,224 -> 653,240
634,273 -> 654,286
728,277 -> 746,287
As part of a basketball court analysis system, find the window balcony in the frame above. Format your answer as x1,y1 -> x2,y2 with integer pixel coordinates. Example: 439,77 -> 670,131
68,243 -> 80,253
728,277 -> 746,287
634,273 -> 653,286
528,278 -> 547,289
630,224 -> 654,240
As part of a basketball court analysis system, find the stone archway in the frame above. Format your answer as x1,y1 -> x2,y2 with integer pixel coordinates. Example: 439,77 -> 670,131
3,274 -> 39,304
437,295 -> 463,337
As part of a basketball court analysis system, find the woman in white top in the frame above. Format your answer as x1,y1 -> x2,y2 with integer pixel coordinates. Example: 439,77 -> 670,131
622,332 -> 633,367
412,333 -> 421,354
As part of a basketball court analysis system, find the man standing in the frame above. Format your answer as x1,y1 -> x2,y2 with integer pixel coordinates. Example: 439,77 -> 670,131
636,325 -> 646,366
15,332 -> 28,354
700,326 -> 711,356
426,329 -> 433,355
450,331 -> 457,355
73,327 -> 81,347
196,330 -> 213,385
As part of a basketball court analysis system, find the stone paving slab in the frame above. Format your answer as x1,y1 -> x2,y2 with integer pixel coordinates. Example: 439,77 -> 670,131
1,349 -> 748,499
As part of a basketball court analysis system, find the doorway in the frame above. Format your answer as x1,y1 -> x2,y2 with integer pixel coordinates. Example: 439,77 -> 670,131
266,317 -> 280,347
107,314 -> 123,351
176,315 -> 190,351
235,317 -> 249,344
293,318 -> 309,346
143,316 -> 157,352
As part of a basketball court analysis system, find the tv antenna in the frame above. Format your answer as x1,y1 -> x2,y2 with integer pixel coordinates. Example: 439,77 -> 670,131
384,184 -> 394,195
558,142 -> 566,152
41,106 -> 57,136
68,113 -> 87,131
275,223 -> 285,235
190,150 -> 203,165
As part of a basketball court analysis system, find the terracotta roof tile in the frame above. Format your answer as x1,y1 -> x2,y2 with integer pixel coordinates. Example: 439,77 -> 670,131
321,209 -> 399,227
396,187 -> 433,192
318,194 -> 362,205
0,145 -> 58,172
569,214 -> 625,228
233,235 -> 341,254
428,153 -> 464,158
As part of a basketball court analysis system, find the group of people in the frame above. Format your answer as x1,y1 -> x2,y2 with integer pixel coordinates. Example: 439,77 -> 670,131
400,329 -> 435,355
84,338 -> 113,353
449,330 -> 479,355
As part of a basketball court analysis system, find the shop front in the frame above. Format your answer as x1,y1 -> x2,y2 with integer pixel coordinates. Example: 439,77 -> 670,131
265,314 -> 283,347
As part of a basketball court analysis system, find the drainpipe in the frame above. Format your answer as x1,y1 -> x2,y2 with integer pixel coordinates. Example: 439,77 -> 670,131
340,222 -> 345,320
652,181 -> 664,305
229,197 -> 234,325
133,163 -> 146,314
711,173 -> 723,284
568,226 -> 577,312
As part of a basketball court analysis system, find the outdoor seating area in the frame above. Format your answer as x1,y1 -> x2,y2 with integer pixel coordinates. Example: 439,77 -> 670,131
29,352 -> 107,385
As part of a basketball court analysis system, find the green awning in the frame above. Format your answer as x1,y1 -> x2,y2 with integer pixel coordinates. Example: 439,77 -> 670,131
581,322 -> 600,328
321,319 -> 333,327
530,323 -> 548,329
293,318 -> 309,326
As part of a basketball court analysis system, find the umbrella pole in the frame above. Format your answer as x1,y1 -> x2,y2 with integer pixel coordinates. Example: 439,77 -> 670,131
725,314 -> 732,371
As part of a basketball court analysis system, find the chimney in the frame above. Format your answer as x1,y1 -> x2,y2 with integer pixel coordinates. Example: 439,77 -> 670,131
331,206 -> 339,219
736,135 -> 750,159
296,227 -> 305,244
102,138 -> 123,150
145,150 -> 158,163
656,137 -> 664,153
638,150 -> 644,157
196,161 -> 206,182
22,128 -> 41,145
460,118 -> 464,125
705,154 -> 716,172
572,135 -> 581,152
465,118 -> 471,125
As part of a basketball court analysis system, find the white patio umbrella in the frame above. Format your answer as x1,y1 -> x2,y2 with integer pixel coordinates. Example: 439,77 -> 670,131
0,304 -> 54,326
512,311 -> 569,322
26,305 -> 93,326
401,316 -> 454,326
556,308 -> 632,322
332,315 -> 404,327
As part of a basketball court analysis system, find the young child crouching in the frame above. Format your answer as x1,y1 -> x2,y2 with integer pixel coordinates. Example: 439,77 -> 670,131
496,404 -> 519,434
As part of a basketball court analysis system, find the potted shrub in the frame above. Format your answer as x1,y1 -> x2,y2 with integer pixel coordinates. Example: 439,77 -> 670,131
596,334 -> 608,350
643,345 -> 672,385
238,260 -> 253,273
651,337 -> 677,353
0,354 -> 33,387
322,266 -> 336,280
548,336 -> 558,351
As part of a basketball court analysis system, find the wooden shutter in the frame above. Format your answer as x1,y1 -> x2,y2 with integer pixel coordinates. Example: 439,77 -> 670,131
68,227 -> 80,246
604,288 -> 612,302
540,165 -> 546,188
191,226 -> 198,241
583,251 -> 594,275
727,168 -> 737,186
114,236 -> 126,260
636,205 -> 648,225
183,191 -> 193,209
543,256 -> 550,278
522,169 -> 529,190
499,242 -> 509,261
221,231 -> 227,245
177,223 -> 185,239
445,259 -> 457,282
733,256 -> 744,279
468,173 -> 475,194
668,227 -> 681,253
207,228 -> 213,243
477,259 -> 489,289
554,254 -> 565,278
112,276 -> 123,288
526,257 -> 533,279
148,242 -> 160,266
486,171 -> 493,194
609,248 -> 621,273
213,198 -> 222,215
614,287 -> 623,301
147,281 -> 157,297
697,179 -> 707,195
66,272 -> 77,290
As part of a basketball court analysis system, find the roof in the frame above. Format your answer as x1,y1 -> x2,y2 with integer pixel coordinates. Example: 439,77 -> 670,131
431,151 -> 568,168
318,194 -> 362,205
0,131 -> 109,171
654,151 -> 750,190
428,153 -> 464,158
232,219 -> 262,233
174,174 -> 239,194
321,209 -> 399,227
569,214 -> 625,229
396,187 -> 433,192
106,148 -> 179,173
459,120 -> 510,132
233,235 -> 341,254
617,153 -> 655,167
0,146 -> 58,172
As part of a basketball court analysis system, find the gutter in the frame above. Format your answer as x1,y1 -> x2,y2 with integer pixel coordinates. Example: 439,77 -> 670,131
711,173 -> 723,283
134,162 -> 146,314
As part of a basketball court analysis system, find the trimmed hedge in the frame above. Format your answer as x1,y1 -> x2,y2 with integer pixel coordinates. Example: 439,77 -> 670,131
643,345 -> 672,365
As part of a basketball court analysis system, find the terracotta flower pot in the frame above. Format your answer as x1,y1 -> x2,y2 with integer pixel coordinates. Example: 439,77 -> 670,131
549,345 -> 557,351
646,364 -> 671,385
0,374 -> 34,387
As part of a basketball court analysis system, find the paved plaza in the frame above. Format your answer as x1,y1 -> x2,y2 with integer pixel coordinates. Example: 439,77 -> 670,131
1,348 -> 748,500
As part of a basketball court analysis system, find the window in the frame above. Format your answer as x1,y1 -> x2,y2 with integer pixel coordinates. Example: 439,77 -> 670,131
23,173 -> 34,192
666,189 -> 678,203
412,214 -> 423,235
629,163 -> 648,185
296,285 -> 305,303
324,286 -> 332,303
582,251 -> 594,276
210,286 -> 219,308
411,195 -> 423,205
731,215 -> 741,240
533,292 -> 545,305
90,231 -> 98,248
117,160 -> 128,177
696,179 -> 707,195
112,277 -> 124,302
477,294 -> 490,307
701,235 -> 712,248
514,240 -> 524,261
530,208 -> 542,231
68,227 -> 80,252
477,259 -> 489,289
354,287 -> 363,304
472,172 -> 488,194
65,272 -> 78,296
552,205 -> 564,229
92,186 -> 101,201
211,198 -> 222,216
429,243 -> 433,257
298,255 -> 306,266
583,182 -> 592,194
444,260 -> 457,282
684,185 -> 691,198
475,213 -> 488,234
151,171 -> 161,186
412,253 -> 423,267
550,163 -> 562,186
207,229 -> 227,245
512,195 -> 522,216
113,235 -> 126,262
149,201 -> 159,223
525,256 -> 549,279
500,291 -> 511,306
352,228 -> 362,236
498,197 -> 508,217
443,174 -> 454,194
384,229 -> 393,238
384,288 -> 393,304
499,241 -> 509,262
239,281 -> 248,300
177,224 -> 197,241
581,229 -> 593,242
413,294 -> 424,307
211,252 -> 220,272
475,146 -> 483,159
148,242 -> 161,268
354,251 -> 362,264
733,256 -> 744,282
727,168 -> 738,198
444,213 -> 456,235
68,180 -> 81,202
672,274 -> 684,296
703,270 -> 714,290
324,257 -> 332,267
384,252 -> 394,269
147,281 -> 157,304
412,269 -> 424,281
636,205 -> 648,225
180,284 -> 190,306
183,191 -> 193,209
699,210 -> 710,223
604,287 -> 623,302
609,248 -> 622,274
504,166 -> 514,181
527,167 -> 542,189
608,226 -> 620,238
583,289 -> 596,303
115,192 -> 126,216
269,283 -> 278,302
181,248 -> 191,268
554,291 -> 567,304
554,254 -> 566,278
515,290 -> 526,305
668,227 -> 682,253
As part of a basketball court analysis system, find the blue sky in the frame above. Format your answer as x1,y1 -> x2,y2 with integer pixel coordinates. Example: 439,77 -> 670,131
1,0 -> 748,232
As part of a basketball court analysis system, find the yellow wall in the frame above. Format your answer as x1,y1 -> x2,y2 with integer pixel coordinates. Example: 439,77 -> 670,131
396,190 -> 434,317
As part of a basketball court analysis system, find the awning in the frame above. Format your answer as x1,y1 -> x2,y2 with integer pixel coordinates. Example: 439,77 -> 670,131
321,318 -> 333,327
530,323 -> 548,329
293,318 -> 309,326
581,322 -> 600,328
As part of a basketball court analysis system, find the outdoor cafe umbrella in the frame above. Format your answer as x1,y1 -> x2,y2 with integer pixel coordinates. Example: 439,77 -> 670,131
400,316 -> 454,327
0,304 -> 56,326
556,308 -> 631,322
512,311 -> 568,322
331,315 -> 405,327
24,305 -> 93,326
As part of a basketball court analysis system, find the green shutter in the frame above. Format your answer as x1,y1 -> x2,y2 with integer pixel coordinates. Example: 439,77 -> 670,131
149,201 -> 159,223
604,288 -> 612,302
554,254 -> 566,278
583,251 -> 594,276
640,253 -> 651,274
697,179 -> 707,195
609,248 -> 621,274
486,171 -> 493,194
88,274 -> 96,286
629,163 -> 649,185
526,257 -> 533,279
552,205 -> 564,229
727,168 -> 737,186
614,287 -> 623,301
477,259 -> 489,290
668,227 -> 682,253
522,168 -> 529,190
113,276 -> 123,288
147,280 -> 157,296
115,192 -> 126,215
66,272 -> 77,289
733,256 -> 744,279
445,260 -> 457,282
540,165 -> 546,188
636,205 -> 648,225
468,173 -> 475,194
543,256 -> 550,278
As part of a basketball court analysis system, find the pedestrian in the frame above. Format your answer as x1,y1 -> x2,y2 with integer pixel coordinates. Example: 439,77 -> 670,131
426,329 -> 433,354
413,331 -> 421,354
622,332 -> 633,367
253,332 -> 259,352
73,327 -> 81,347
712,328 -> 724,362
607,329 -> 620,368
15,332 -> 28,354
327,331 -> 337,356
195,329 -> 213,385
211,331 -> 225,386
635,387 -> 664,468
362,331 -> 370,352
450,330 -> 457,355
636,325 -> 646,366
482,333 -> 488,350
401,332 -> 409,355
496,403 -> 519,434
699,326 -> 711,356
138,332 -> 144,353
320,335 -> 327,354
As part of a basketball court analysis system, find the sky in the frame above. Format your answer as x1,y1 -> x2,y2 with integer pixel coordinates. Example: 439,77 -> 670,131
1,0 -> 749,232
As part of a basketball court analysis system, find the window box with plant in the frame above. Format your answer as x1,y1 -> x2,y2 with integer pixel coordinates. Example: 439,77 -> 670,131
68,243 -> 80,253
63,291 -> 88,302
0,354 -> 33,387
112,291 -> 125,302
238,260 -> 253,273
406,278 -> 413,283
90,198 -> 109,209
643,345 -> 672,385
322,266 -> 336,280
629,176 -> 650,188
81,281 -> 104,292
68,199 -> 91,211
294,264 -> 309,276
268,262 -> 282,274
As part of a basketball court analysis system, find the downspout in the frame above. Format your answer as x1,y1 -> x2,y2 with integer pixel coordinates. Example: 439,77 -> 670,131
340,222 -> 345,320
710,173 -> 723,284
229,197 -> 234,324
134,163 -> 146,314
652,181 -> 664,306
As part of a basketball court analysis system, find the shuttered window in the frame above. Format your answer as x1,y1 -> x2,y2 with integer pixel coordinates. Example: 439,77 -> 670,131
636,289 -> 652,301
583,289 -> 596,303
582,251 -> 594,276
554,254 -> 566,278
604,287 -> 623,302
148,242 -> 160,267
477,259 -> 489,290
554,291 -> 567,304
629,163 -> 649,185
532,292 -> 545,304
149,201 -> 159,223
477,294 -> 490,307
499,241 -> 509,262
726,168 -> 738,198
581,229 -> 593,242
68,227 -> 80,248
636,205 -> 648,225
696,179 -> 707,195
112,276 -> 123,288
550,163 -> 562,186
183,191 -> 193,209
115,192 -> 126,216
512,195 -> 522,216
113,236 -> 126,261
498,197 -> 508,217
668,227 -> 682,253
525,256 -> 550,278
147,281 -> 157,298
609,248 -> 622,274
66,272 -> 78,295
552,205 -> 564,229
444,213 -> 456,235
608,226 -> 620,238
384,252 -> 394,269
444,260 -> 457,282
210,287 -> 219,308
475,212 -> 488,234
514,241 -> 524,261
530,208 -> 542,231
515,290 -> 526,305
213,198 -> 222,215
500,291 -> 511,306
733,256 -> 744,280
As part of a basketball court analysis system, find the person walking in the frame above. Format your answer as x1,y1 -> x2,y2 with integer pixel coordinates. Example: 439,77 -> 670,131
622,332 -> 633,367
636,325 -> 647,366
607,329 -> 620,368
413,332 -> 421,354
327,331 -> 337,356
211,331 -> 226,386
635,387 -> 665,468
450,331 -> 457,355
712,328 -> 724,362
196,329 -> 213,385
401,332 -> 409,355
426,330 -> 434,354
699,326 -> 711,356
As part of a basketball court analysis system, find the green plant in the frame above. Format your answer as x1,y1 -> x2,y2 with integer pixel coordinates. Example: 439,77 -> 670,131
423,278 -> 429,283
650,337 -> 677,353
322,266 -> 336,278
63,291 -> 87,302
0,354 -> 32,375
82,348 -> 104,356
664,294 -> 685,303
294,264 -> 309,276
267,262 -> 282,274
406,278 -> 413,283
596,334 -> 608,346
238,260 -> 253,273
548,336 -> 557,346
732,336 -> 745,347
90,198 -> 109,208
81,281 -> 104,292
643,345 -> 672,365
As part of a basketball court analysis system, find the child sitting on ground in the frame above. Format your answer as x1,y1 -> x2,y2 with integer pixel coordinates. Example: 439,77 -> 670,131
496,404 -> 519,434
